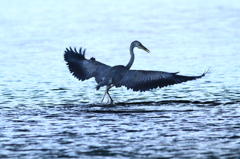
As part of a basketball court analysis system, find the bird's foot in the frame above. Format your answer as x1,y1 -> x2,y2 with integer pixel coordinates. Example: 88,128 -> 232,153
108,98 -> 114,105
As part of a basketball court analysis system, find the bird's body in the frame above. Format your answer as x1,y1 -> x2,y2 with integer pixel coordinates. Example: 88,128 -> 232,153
64,41 -> 208,104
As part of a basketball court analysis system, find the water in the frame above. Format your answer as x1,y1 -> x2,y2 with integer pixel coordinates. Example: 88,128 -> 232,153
1,0 -> 240,158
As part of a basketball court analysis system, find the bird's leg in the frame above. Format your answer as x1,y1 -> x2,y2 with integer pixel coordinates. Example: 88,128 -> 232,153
106,86 -> 114,105
101,85 -> 112,103
107,93 -> 113,105
101,86 -> 108,103
101,85 -> 114,104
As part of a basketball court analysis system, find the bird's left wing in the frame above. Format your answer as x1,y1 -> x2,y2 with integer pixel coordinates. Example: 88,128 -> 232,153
64,47 -> 111,83
116,69 -> 208,92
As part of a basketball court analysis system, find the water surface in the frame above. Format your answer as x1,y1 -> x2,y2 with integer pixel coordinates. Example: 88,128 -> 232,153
1,0 -> 240,158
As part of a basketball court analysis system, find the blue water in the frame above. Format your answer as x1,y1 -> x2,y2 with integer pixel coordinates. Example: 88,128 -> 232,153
1,0 -> 240,158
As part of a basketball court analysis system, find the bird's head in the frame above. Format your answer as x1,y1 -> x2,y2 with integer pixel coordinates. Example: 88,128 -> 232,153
132,40 -> 150,53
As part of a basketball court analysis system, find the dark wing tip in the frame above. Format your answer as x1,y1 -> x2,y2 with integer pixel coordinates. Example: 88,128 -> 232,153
64,46 -> 86,54
64,46 -> 87,62
63,46 -> 89,81
200,68 -> 211,77
173,71 -> 180,75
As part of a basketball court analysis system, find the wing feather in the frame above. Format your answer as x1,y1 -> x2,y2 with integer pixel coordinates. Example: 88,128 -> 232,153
116,70 -> 208,92
64,47 -> 110,83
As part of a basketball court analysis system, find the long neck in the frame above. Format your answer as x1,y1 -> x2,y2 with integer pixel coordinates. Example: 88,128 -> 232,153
125,44 -> 135,69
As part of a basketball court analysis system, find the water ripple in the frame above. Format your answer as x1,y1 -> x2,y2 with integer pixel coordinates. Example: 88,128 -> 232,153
1,0 -> 240,158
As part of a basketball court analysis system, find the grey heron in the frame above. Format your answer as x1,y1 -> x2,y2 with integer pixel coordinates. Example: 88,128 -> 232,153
64,40 -> 208,104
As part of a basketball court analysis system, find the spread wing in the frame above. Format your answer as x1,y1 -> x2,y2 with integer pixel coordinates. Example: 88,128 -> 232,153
64,47 -> 110,83
116,69 -> 208,92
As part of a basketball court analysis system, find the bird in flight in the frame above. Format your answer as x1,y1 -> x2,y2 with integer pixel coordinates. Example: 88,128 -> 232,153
64,40 -> 208,104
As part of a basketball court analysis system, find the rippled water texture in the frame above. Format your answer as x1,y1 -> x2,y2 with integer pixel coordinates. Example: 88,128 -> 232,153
1,0 -> 240,158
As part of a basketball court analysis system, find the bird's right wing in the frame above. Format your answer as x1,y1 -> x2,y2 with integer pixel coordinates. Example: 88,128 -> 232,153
64,47 -> 110,83
116,69 -> 208,92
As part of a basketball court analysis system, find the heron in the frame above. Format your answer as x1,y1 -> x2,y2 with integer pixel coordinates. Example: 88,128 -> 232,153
64,40 -> 208,104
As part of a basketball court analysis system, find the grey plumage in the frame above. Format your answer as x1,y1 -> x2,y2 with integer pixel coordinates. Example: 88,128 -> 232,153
64,41 -> 208,104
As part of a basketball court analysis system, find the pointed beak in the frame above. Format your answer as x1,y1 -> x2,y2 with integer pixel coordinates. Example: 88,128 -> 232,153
141,44 -> 150,53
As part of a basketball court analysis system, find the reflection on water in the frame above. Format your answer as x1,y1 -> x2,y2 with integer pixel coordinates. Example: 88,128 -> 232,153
1,0 -> 240,158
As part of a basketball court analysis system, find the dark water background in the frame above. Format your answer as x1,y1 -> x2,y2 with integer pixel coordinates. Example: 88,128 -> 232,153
1,0 -> 240,158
